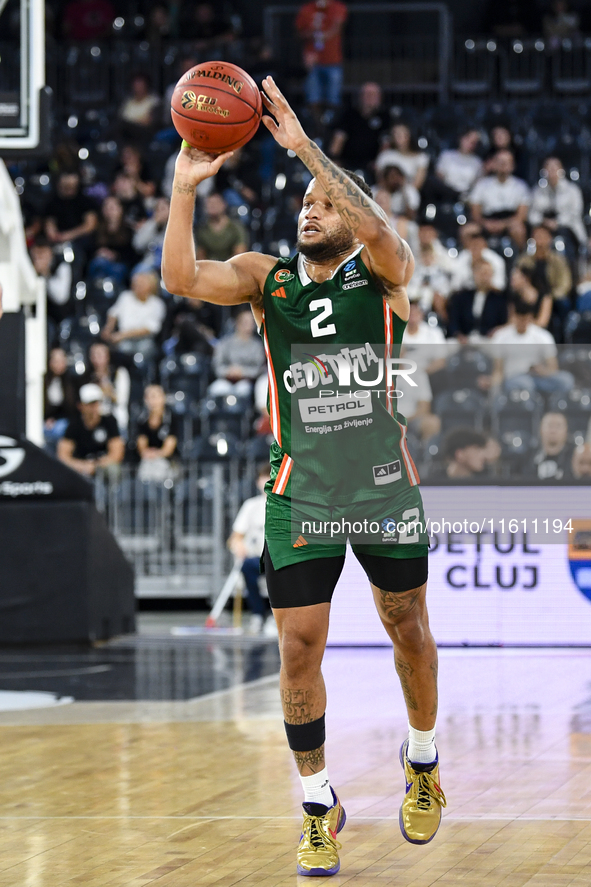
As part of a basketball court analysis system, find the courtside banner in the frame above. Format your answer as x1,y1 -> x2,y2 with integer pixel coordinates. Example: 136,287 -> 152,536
327,486 -> 591,646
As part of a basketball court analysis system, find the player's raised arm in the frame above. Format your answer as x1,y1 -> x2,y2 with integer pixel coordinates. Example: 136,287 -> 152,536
261,76 -> 413,289
161,143 -> 269,307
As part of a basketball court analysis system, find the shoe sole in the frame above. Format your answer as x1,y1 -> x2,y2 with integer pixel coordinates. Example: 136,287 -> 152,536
296,804 -> 347,877
398,740 -> 441,846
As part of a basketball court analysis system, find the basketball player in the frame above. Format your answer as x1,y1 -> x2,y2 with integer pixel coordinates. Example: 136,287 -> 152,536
162,76 -> 445,877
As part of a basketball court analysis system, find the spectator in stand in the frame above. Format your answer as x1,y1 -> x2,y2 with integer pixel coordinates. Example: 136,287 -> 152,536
101,271 -> 165,359
228,464 -> 276,635
405,241 -> 451,315
434,129 -> 483,200
529,157 -> 586,258
375,122 -> 430,191
214,146 -> 261,209
508,264 -> 551,329
179,2 -> 236,50
469,149 -> 529,250
328,82 -> 388,180
447,259 -> 508,342
373,190 -> 419,258
62,0 -> 115,41
210,309 -> 265,398
44,347 -> 79,450
117,145 -> 157,201
518,224 -> 572,335
543,0 -> 580,50
402,299 -> 448,382
374,165 -> 420,221
395,363 -> 441,443
133,197 -> 170,274
572,443 -> 591,481
136,384 -> 179,482
88,196 -> 137,285
44,171 -> 98,254
451,224 -> 507,293
483,126 -> 527,181
30,236 -> 73,331
296,0 -> 348,123
432,428 -> 490,481
490,299 -> 574,394
165,298 -> 221,356
57,383 -> 124,478
82,342 -> 130,435
112,172 -> 148,228
118,74 -> 161,144
528,412 -> 573,482
196,193 -> 248,261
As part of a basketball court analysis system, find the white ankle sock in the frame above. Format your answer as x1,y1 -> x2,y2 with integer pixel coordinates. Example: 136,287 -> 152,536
407,723 -> 437,764
300,767 -> 333,808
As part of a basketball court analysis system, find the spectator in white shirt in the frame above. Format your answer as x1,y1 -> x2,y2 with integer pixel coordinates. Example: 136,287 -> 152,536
373,165 -> 420,220
227,464 -> 274,635
451,224 -> 507,292
102,270 -> 165,359
469,149 -> 530,249
490,299 -> 573,393
406,242 -> 452,315
402,299 -> 449,379
435,129 -> 483,199
375,122 -> 430,190
529,156 -> 586,256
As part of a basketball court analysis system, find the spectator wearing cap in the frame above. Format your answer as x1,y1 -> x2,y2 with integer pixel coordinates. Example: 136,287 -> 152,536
527,412 -> 573,482
529,157 -> 586,257
328,82 -> 388,180
447,259 -> 508,342
469,149 -> 529,250
102,271 -> 165,359
451,224 -> 507,293
489,299 -> 574,394
434,129 -> 483,201
57,383 -> 124,478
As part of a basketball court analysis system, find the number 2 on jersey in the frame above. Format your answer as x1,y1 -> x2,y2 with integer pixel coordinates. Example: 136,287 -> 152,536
309,298 -> 336,338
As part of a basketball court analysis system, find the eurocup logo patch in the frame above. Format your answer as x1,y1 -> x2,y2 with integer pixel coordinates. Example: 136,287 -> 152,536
274,269 -> 295,283
0,436 -> 25,478
343,260 -> 356,272
181,90 -> 197,110
568,519 -> 591,602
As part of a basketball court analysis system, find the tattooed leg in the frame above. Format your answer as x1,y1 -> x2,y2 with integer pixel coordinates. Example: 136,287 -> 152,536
274,603 -> 331,773
371,582 -> 438,730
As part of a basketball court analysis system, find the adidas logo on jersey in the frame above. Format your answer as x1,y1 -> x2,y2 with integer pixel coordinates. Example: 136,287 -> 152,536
272,286 -> 287,298
373,459 -> 401,485
293,535 -> 308,548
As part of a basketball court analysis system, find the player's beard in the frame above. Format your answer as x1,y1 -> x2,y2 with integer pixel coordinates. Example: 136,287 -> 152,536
296,225 -> 355,263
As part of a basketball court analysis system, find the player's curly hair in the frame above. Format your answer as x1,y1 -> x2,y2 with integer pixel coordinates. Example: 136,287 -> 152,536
341,168 -> 373,199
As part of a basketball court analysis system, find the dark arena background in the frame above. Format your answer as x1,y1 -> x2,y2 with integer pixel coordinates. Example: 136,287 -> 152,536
0,0 -> 591,883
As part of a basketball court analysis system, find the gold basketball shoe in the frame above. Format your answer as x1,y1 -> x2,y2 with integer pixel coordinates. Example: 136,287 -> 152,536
296,788 -> 346,876
399,739 -> 446,844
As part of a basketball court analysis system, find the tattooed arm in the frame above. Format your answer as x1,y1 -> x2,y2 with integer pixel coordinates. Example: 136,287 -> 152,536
261,76 -> 414,313
162,143 -> 271,320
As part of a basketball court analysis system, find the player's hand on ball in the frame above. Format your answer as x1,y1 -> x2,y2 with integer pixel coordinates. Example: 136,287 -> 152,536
261,77 -> 308,153
174,141 -> 234,188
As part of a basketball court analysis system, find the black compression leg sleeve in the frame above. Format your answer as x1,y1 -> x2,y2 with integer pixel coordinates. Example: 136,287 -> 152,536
284,715 -> 326,751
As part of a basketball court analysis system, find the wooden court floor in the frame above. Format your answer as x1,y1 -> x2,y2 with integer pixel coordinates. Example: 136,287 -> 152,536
0,648 -> 590,886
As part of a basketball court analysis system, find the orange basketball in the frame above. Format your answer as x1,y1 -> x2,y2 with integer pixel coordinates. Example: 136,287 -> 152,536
171,61 -> 262,154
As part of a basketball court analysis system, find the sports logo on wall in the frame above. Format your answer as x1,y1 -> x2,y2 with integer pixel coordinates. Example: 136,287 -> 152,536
568,519 -> 591,603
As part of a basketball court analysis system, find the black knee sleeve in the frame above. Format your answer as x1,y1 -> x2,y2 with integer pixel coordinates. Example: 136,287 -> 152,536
284,714 -> 326,751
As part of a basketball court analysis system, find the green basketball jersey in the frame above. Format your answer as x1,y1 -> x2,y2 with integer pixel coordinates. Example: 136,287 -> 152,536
260,247 -> 422,508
